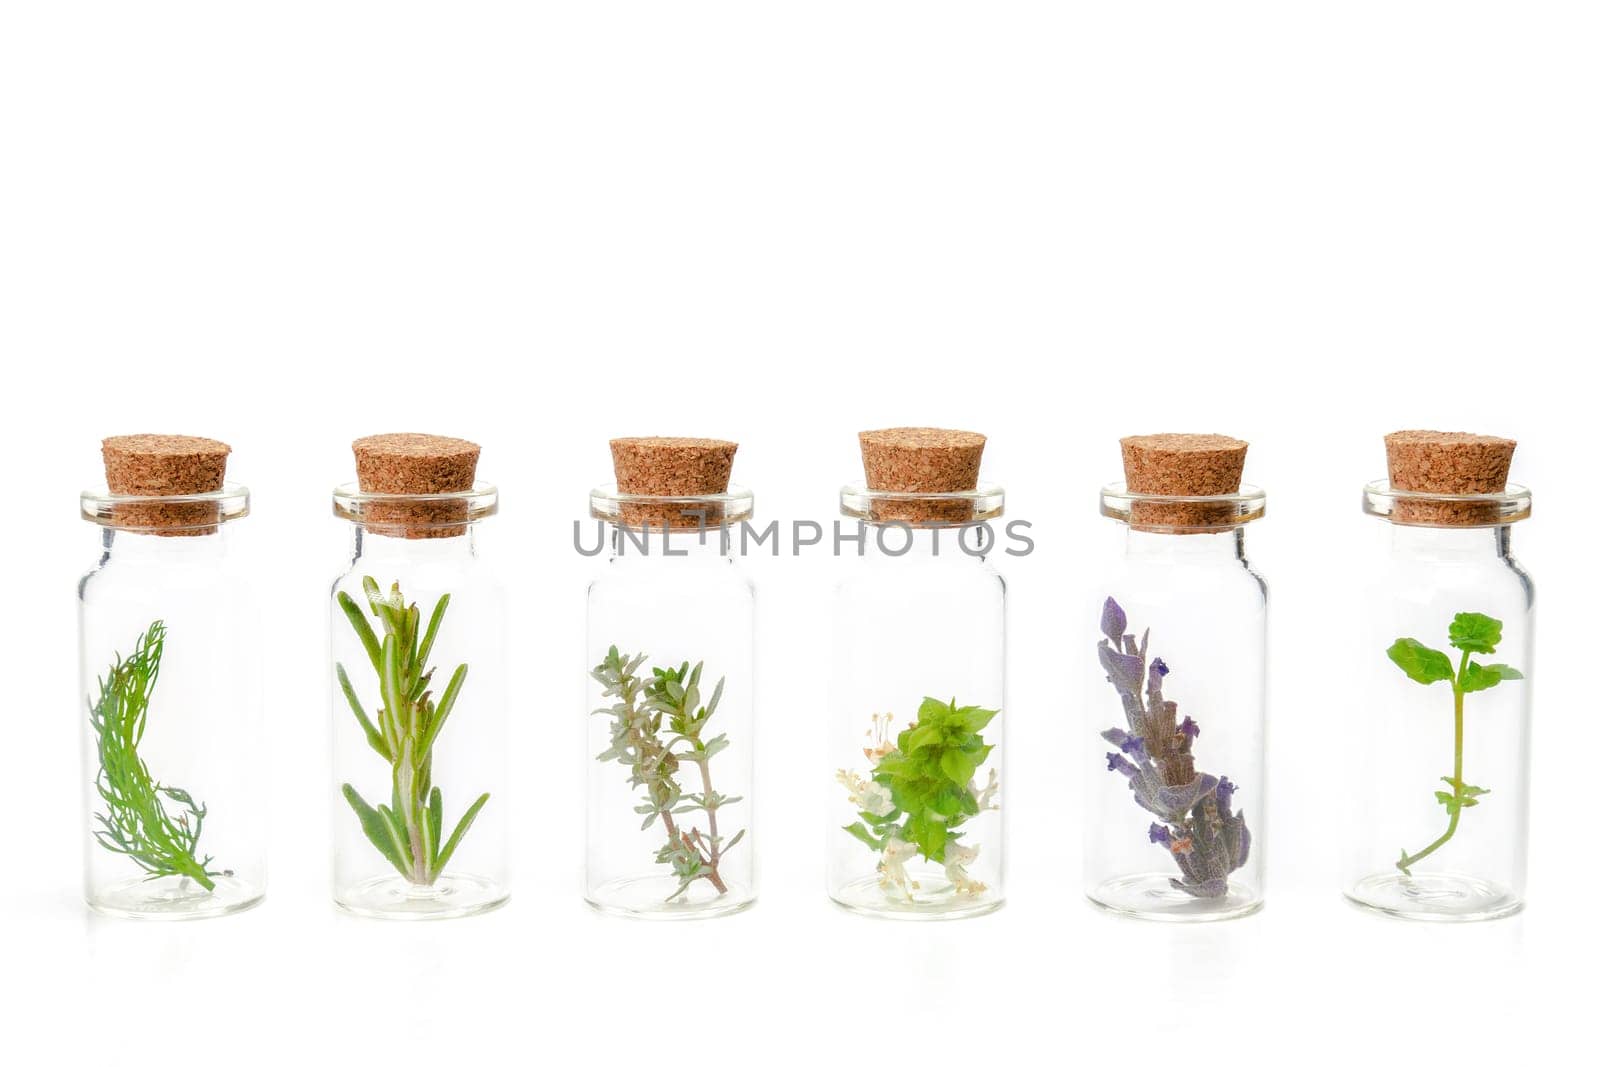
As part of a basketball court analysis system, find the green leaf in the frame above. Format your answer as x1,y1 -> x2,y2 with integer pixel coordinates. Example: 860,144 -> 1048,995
427,787 -> 443,865
342,784 -> 410,877
843,822 -> 885,851
418,663 -> 468,759
336,663 -> 390,760
904,723 -> 943,751
928,783 -> 967,818
434,792 -> 490,874
416,593 -> 450,674
906,813 -> 949,862
1448,612 -> 1503,654
337,591 -> 383,674
1460,662 -> 1524,693
953,705 -> 1000,733
939,748 -> 978,785
1386,638 -> 1455,685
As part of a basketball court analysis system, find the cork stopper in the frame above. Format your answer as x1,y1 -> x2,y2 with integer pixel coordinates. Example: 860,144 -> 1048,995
609,437 -> 738,527
1119,433 -> 1249,531
858,427 -> 986,523
1384,430 -> 1516,526
101,434 -> 231,535
352,433 -> 481,538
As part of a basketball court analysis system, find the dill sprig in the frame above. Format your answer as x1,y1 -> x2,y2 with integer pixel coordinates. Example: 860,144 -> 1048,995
337,577 -> 489,886
89,620 -> 222,890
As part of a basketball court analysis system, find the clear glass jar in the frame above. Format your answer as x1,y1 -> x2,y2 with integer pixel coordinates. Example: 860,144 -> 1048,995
827,485 -> 1007,919
78,485 -> 266,918
584,487 -> 757,918
328,483 -> 509,919
1085,484 -> 1267,921
1341,482 -> 1533,921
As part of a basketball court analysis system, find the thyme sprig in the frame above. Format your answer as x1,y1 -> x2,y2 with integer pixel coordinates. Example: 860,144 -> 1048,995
592,646 -> 745,901
337,578 -> 489,885
1387,611 -> 1523,876
89,621 -> 223,890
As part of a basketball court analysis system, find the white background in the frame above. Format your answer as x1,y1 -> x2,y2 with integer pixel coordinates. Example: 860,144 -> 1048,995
2,2 -> 1594,1063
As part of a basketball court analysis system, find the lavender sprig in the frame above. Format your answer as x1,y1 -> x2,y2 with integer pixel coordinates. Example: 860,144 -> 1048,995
1097,597 -> 1250,898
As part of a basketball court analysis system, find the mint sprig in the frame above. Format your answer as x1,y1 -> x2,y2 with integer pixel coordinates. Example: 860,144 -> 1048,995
1386,611 -> 1523,876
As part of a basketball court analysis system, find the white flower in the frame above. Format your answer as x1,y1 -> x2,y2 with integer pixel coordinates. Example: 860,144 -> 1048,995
972,768 -> 1001,811
862,712 -> 898,765
835,769 -> 894,816
878,836 -> 921,900
858,781 -> 893,816
943,841 -> 987,896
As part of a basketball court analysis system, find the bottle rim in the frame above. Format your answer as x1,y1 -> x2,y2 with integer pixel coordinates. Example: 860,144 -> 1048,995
332,481 -> 499,530
1099,481 -> 1266,532
81,482 -> 251,532
589,483 -> 754,526
838,482 -> 1005,527
1362,479 -> 1531,527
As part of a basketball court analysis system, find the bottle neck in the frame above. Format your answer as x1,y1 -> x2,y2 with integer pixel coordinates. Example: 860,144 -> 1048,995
100,525 -> 233,563
350,524 -> 481,564
1386,523 -> 1511,562
1123,526 -> 1246,563
855,521 -> 995,561
607,523 -> 735,562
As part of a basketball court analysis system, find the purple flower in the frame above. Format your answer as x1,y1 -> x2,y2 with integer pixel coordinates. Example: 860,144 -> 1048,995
1095,598 -> 1252,899
1103,727 -> 1147,759
1098,643 -> 1144,695
1101,597 -> 1127,643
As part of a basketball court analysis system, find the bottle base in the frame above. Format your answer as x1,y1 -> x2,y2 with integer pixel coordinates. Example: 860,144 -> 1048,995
829,874 -> 1003,921
1087,874 -> 1262,922
1344,871 -> 1522,922
87,873 -> 264,921
335,872 -> 509,921
586,875 -> 756,920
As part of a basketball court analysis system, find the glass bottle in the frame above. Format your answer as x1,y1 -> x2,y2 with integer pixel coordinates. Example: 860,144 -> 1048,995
329,434 -> 509,919
1342,431 -> 1533,921
828,428 -> 1006,919
1085,434 -> 1266,921
585,437 -> 756,919
78,435 -> 265,918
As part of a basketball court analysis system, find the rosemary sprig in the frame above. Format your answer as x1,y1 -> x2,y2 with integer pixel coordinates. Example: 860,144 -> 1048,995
592,646 -> 744,901
89,620 -> 223,890
337,577 -> 489,886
